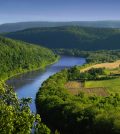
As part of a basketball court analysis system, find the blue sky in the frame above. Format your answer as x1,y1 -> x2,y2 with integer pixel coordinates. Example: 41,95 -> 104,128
0,0 -> 120,24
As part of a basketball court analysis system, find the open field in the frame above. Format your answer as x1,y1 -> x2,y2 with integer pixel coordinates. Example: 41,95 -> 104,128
85,77 -> 120,94
65,81 -> 108,96
66,60 -> 120,96
80,60 -> 120,72
65,81 -> 84,88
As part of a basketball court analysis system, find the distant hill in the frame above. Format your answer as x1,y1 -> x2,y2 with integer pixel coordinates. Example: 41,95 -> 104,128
0,36 -> 57,80
1,21 -> 120,33
4,26 -> 120,50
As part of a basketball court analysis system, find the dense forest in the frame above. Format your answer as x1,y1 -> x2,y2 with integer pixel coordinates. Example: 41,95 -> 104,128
1,21 -> 120,33
2,25 -> 120,134
54,49 -> 120,63
0,36 -> 59,133
0,36 -> 57,80
4,26 -> 120,50
36,66 -> 120,134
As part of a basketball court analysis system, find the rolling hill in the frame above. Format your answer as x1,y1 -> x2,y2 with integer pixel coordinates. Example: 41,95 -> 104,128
0,36 -> 57,80
4,26 -> 120,50
36,66 -> 120,134
1,21 -> 120,33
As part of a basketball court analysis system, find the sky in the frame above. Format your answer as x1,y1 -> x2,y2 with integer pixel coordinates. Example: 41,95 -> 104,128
0,0 -> 120,24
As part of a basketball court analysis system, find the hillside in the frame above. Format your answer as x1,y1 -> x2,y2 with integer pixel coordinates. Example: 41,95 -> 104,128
0,36 -> 57,80
36,66 -> 120,134
1,21 -> 120,33
4,26 -> 120,50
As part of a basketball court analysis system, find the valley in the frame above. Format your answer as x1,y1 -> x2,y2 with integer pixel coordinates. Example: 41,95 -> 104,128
1,0 -> 120,133
7,56 -> 85,112
1,23 -> 120,134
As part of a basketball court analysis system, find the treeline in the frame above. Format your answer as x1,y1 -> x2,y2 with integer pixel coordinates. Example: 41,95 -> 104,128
54,49 -> 120,63
0,36 -> 57,80
36,67 -> 120,134
68,66 -> 106,80
0,81 -> 51,134
1,21 -> 120,33
4,26 -> 120,50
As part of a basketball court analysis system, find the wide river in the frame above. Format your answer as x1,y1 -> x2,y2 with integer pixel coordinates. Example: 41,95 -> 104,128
7,56 -> 86,112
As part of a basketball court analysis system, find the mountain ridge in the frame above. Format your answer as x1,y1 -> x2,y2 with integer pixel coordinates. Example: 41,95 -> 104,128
1,20 -> 120,33
4,26 -> 120,50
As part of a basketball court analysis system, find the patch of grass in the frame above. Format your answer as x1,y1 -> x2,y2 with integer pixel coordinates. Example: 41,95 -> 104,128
85,77 -> 120,94
65,81 -> 83,89
65,81 -> 108,96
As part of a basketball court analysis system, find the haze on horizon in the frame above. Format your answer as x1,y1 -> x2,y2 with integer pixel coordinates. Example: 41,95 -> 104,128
0,0 -> 120,24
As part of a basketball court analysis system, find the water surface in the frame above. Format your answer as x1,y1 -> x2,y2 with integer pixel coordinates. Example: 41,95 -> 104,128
7,56 -> 86,112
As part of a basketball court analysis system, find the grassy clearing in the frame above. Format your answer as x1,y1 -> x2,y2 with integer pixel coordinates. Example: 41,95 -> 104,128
85,77 -> 120,94
65,81 -> 108,96
80,60 -> 120,72
66,61 -> 120,96
65,81 -> 84,89
67,87 -> 108,96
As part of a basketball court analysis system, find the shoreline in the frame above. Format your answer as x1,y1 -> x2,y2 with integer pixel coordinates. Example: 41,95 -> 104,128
2,56 -> 60,83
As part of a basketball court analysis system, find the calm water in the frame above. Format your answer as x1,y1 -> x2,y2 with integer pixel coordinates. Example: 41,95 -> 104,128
7,56 -> 86,112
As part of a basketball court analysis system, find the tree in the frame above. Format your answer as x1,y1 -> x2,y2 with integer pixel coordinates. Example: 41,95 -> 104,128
0,82 -> 51,134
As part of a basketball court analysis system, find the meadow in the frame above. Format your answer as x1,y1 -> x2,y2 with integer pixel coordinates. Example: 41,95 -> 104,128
85,77 -> 120,94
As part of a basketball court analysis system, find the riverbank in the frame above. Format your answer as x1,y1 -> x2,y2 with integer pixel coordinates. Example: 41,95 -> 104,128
36,58 -> 120,134
2,55 -> 60,83
7,56 -> 85,112
0,36 -> 59,83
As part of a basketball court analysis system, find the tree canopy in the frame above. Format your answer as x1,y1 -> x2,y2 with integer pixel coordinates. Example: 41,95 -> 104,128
0,36 -> 57,80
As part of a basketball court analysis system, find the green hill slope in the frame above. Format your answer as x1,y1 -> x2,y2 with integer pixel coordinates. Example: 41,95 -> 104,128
1,21 -> 120,33
36,67 -> 120,134
0,36 -> 57,80
4,26 -> 120,50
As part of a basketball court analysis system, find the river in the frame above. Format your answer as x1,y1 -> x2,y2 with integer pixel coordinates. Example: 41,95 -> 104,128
7,56 -> 86,112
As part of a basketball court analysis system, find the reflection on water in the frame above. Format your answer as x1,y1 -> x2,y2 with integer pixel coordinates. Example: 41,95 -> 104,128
7,56 -> 86,112
7,69 -> 46,89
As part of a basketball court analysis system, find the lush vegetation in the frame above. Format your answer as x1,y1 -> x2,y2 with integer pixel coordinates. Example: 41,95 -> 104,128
0,81 -> 51,134
4,26 -> 120,50
2,25 -> 120,134
0,36 -> 57,80
36,66 -> 120,134
54,49 -> 120,63
0,36 -> 58,133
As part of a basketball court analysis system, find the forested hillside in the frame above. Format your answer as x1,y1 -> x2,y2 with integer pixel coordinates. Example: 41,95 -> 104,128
0,36 -> 57,80
4,26 -> 120,50
1,21 -> 120,33
36,66 -> 120,134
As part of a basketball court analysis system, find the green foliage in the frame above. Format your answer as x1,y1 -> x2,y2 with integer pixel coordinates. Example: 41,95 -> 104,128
68,66 -> 80,80
80,68 -> 106,80
0,36 -> 56,133
68,67 -> 107,81
0,36 -> 57,80
4,26 -> 120,50
36,67 -> 120,134
0,81 -> 51,134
